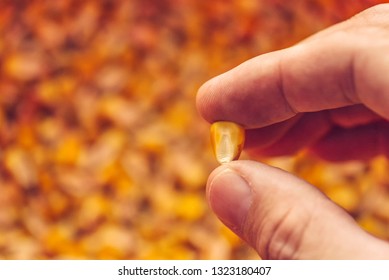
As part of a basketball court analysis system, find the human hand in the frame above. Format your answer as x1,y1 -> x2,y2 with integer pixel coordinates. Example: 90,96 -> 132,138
197,4 -> 389,259
198,4 -> 389,162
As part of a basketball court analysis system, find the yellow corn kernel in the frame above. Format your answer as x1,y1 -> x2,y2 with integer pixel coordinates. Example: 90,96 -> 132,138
210,121 -> 245,164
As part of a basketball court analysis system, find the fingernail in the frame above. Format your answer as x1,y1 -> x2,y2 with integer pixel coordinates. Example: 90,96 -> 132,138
208,168 -> 252,233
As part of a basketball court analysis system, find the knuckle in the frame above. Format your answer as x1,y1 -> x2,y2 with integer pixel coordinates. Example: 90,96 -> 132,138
245,202 -> 313,260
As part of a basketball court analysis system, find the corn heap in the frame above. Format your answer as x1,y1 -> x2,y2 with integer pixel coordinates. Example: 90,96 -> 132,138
0,0 -> 388,259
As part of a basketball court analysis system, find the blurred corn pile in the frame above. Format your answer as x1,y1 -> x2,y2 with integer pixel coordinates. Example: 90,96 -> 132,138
0,0 -> 388,259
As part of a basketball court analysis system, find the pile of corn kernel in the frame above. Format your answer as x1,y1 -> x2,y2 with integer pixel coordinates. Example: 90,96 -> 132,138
0,0 -> 388,259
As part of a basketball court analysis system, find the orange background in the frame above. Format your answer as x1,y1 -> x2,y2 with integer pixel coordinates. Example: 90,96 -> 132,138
0,0 -> 388,259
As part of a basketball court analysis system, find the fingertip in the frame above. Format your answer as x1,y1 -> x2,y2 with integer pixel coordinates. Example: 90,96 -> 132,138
206,163 -> 237,204
195,80 -> 209,121
206,164 -> 228,198
206,165 -> 253,234
196,76 -> 222,123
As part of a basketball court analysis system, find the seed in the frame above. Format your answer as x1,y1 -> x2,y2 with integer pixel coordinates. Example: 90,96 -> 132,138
210,121 -> 245,164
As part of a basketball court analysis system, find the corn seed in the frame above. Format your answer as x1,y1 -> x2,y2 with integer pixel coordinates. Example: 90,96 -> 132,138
210,121 -> 245,164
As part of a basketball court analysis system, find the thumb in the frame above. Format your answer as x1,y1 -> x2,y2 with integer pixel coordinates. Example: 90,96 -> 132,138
207,160 -> 389,259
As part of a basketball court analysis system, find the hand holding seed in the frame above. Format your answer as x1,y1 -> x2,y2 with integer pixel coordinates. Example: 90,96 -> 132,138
198,4 -> 389,259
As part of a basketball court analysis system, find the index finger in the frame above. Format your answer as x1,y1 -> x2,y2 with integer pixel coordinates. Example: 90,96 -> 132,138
196,4 -> 389,128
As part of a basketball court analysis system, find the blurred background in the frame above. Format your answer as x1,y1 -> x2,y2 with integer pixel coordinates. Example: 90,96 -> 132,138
0,0 -> 388,259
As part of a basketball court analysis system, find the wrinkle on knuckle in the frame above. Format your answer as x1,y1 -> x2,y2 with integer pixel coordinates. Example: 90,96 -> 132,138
277,52 -> 299,116
247,201 -> 312,260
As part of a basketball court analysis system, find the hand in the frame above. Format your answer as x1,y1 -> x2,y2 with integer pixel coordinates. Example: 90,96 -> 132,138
197,4 -> 389,162
197,4 -> 389,259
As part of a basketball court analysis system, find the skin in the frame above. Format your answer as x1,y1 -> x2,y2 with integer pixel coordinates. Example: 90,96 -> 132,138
197,4 -> 389,259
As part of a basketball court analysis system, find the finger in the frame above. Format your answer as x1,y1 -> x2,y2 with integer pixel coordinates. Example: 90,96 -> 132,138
247,111 -> 331,157
311,121 -> 389,161
197,4 -> 389,128
207,160 -> 389,259
248,109 -> 383,158
328,105 -> 382,128
244,114 -> 302,149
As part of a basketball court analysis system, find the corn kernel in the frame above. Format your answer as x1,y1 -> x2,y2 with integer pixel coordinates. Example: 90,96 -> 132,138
210,121 -> 245,164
